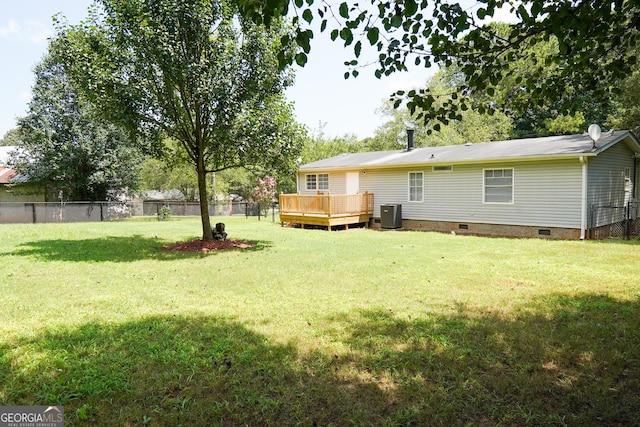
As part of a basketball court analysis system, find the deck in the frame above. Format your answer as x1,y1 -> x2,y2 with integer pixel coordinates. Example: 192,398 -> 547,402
279,192 -> 374,230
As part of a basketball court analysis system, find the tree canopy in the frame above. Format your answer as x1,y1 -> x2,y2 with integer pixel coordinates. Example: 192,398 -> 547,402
609,70 -> 640,133
54,0 -> 305,239
14,53 -> 142,202
240,0 -> 639,129
0,128 -> 22,147
416,23 -> 613,138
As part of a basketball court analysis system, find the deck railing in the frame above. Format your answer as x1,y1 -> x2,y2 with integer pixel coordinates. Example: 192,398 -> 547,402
279,192 -> 374,217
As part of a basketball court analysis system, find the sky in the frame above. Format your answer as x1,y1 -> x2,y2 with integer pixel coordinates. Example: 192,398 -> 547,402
0,1 -> 511,141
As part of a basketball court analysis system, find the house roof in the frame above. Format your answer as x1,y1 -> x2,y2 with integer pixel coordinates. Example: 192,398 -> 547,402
142,189 -> 186,201
0,146 -> 30,184
300,131 -> 640,171
0,167 -> 29,185
0,167 -> 18,184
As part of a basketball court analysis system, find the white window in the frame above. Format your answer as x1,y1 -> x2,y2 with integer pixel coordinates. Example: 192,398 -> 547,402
318,173 -> 329,190
625,167 -> 631,193
408,172 -> 423,202
306,173 -> 329,191
484,169 -> 514,204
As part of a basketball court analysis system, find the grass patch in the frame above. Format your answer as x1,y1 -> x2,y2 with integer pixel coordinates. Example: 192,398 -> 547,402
0,218 -> 639,425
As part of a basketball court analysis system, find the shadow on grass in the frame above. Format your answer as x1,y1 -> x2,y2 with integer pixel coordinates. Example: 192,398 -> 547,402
0,294 -> 638,426
5,236 -> 270,262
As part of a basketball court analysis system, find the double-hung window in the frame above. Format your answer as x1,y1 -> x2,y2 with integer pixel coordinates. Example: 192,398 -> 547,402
306,173 -> 329,191
408,172 -> 423,202
484,169 -> 514,203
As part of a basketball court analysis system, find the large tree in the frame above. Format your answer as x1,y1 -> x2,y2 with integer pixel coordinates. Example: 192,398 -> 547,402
241,0 -> 639,128
436,22 -> 611,137
609,71 -> 640,132
54,0 -> 303,240
14,53 -> 142,202
369,70 -> 513,149
0,128 -> 22,147
300,128 -> 364,163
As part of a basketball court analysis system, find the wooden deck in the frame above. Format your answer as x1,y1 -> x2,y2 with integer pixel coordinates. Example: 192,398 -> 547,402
279,192 -> 374,230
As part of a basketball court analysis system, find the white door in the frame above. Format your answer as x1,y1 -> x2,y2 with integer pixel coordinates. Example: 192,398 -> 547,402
346,172 -> 359,194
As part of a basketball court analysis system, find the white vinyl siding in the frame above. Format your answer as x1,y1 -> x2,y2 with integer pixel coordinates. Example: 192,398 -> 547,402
588,142 -> 638,226
408,172 -> 423,202
362,160 -> 584,228
484,168 -> 514,204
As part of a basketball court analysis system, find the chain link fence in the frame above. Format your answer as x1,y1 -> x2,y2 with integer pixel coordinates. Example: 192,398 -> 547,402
0,202 -> 133,224
0,201 -> 278,224
142,201 -> 277,219
589,201 -> 639,239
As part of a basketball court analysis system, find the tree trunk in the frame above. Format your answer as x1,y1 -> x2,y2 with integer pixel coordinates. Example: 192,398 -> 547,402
196,157 -> 213,241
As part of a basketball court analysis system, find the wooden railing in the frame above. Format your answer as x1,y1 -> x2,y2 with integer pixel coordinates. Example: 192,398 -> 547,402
279,192 -> 374,217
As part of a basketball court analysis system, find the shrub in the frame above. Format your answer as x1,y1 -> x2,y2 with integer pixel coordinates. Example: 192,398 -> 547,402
158,206 -> 171,221
252,176 -> 277,216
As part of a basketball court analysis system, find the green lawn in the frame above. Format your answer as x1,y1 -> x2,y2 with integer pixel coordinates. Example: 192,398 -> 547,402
1,217 -> 639,426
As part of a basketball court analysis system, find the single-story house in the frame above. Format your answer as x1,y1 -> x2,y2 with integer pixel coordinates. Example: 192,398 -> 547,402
281,130 -> 640,239
0,146 -> 45,203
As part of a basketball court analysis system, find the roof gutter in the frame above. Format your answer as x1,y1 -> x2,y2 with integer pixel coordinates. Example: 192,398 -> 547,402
299,153 -> 599,173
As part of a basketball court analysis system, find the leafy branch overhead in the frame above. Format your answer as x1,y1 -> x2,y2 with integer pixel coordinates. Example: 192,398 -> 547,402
242,0 -> 640,129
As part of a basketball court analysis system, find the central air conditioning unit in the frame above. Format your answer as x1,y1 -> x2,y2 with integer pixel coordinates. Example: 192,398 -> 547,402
380,204 -> 402,229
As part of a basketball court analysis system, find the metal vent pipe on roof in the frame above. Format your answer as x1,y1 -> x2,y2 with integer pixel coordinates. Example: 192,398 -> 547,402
407,129 -> 415,151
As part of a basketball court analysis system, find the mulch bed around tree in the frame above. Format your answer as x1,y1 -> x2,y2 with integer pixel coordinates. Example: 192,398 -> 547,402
164,239 -> 254,253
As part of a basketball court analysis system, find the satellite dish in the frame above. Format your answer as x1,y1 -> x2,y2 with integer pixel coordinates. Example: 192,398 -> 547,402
588,124 -> 602,149
588,124 -> 601,142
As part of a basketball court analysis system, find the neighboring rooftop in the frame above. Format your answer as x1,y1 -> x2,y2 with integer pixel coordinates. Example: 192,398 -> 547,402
300,131 -> 640,171
0,167 -> 18,184
0,146 -> 30,184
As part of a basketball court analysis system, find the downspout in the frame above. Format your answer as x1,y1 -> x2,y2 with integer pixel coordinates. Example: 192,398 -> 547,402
580,156 -> 588,240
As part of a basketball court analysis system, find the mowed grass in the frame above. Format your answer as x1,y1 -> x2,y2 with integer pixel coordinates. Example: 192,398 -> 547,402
0,217 -> 639,426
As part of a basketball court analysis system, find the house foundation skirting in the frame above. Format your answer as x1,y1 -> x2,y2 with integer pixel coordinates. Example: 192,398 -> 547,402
370,218 -> 582,240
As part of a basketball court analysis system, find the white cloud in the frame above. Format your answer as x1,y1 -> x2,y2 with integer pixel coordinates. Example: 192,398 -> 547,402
0,19 -> 51,45
0,19 -> 20,38
385,67 -> 438,94
25,20 -> 52,45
